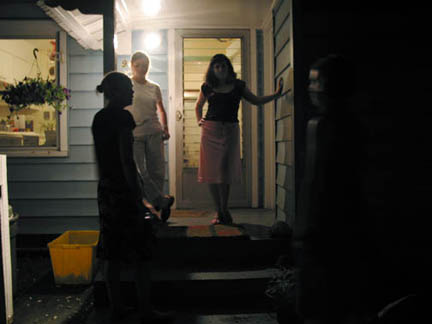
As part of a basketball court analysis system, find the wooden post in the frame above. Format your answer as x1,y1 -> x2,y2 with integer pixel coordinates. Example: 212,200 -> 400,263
0,155 -> 13,324
103,0 -> 116,75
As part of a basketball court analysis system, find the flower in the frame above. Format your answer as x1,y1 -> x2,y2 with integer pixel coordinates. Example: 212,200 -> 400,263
0,75 -> 71,117
265,266 -> 296,304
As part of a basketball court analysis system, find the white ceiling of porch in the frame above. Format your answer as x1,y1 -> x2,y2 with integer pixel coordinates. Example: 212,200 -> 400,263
37,0 -> 273,52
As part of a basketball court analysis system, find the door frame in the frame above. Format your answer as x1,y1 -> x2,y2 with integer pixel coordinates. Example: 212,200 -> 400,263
171,28 -> 253,208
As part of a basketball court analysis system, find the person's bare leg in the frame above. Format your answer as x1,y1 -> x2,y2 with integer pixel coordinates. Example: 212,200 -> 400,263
134,260 -> 151,318
135,260 -> 175,323
219,183 -> 230,212
219,184 -> 233,223
104,260 -> 123,316
209,184 -> 223,223
208,184 -> 222,212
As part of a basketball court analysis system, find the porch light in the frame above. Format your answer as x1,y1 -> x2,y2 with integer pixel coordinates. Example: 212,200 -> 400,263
114,34 -> 118,50
144,32 -> 161,51
141,0 -> 161,16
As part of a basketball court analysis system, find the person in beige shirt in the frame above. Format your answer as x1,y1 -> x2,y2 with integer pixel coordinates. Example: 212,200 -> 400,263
126,51 -> 174,222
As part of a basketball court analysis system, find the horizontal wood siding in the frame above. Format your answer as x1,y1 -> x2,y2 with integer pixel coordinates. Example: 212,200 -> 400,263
8,31 -> 171,234
7,36 -> 102,234
273,0 -> 294,226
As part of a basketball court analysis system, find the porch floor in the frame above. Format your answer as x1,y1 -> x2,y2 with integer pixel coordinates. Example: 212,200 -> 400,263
164,208 -> 276,239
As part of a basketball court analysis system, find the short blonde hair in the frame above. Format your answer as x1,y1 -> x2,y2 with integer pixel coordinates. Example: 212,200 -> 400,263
131,51 -> 150,65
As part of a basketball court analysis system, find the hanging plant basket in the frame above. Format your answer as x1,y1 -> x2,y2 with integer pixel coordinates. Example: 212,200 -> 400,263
0,75 -> 71,118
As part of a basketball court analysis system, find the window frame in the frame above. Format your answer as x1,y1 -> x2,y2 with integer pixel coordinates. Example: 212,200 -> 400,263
0,20 -> 68,157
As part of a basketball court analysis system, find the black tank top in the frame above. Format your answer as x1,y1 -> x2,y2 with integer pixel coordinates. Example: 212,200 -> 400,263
201,79 -> 246,122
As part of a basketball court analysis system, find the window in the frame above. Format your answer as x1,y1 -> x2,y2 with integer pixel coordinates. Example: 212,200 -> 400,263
0,26 -> 68,157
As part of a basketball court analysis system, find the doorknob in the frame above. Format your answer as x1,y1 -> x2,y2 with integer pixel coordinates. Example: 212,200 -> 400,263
176,110 -> 183,121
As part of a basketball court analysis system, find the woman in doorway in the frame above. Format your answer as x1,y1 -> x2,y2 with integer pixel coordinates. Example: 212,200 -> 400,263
126,51 -> 174,222
195,53 -> 283,225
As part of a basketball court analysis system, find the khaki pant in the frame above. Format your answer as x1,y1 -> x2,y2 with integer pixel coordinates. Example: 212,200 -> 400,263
133,131 -> 165,203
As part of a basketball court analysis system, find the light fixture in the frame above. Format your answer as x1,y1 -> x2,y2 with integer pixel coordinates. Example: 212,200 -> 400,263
141,0 -> 161,16
114,34 -> 118,50
144,32 -> 161,51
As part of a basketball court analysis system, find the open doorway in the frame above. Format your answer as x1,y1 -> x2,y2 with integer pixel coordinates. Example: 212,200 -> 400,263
174,30 -> 251,209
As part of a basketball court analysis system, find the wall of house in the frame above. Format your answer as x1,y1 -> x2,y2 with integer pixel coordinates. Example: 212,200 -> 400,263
7,31 -> 172,234
273,0 -> 295,226
7,37 -> 103,234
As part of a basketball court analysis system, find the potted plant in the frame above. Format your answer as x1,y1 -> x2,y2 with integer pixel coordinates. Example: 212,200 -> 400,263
265,264 -> 298,324
0,75 -> 71,118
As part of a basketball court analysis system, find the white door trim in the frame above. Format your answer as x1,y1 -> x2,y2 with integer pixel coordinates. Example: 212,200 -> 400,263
262,10 -> 276,209
0,155 -> 13,324
172,28 -> 253,207
167,28 -> 177,208
249,29 -> 259,208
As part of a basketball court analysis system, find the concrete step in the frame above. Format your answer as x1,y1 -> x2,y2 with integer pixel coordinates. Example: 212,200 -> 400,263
84,310 -> 279,324
93,264 -> 279,309
152,237 -> 291,267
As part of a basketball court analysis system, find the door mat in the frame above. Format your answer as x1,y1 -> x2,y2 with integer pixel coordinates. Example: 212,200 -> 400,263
170,209 -> 210,218
156,224 -> 249,240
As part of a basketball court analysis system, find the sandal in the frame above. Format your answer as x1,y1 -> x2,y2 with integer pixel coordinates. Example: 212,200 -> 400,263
211,211 -> 224,225
211,211 -> 233,225
222,210 -> 233,224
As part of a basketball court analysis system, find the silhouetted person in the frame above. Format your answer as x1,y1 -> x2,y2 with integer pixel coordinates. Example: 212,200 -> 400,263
294,55 -> 370,324
92,72 -> 173,324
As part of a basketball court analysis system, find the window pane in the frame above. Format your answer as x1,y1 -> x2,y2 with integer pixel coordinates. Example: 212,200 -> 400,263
0,39 -> 59,148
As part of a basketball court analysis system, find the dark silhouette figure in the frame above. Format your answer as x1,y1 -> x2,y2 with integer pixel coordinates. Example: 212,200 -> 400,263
294,55 -> 371,324
92,72 -> 173,324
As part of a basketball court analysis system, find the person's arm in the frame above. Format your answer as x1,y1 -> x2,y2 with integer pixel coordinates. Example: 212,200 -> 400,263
242,78 -> 284,106
156,99 -> 170,140
155,85 -> 170,140
195,89 -> 207,126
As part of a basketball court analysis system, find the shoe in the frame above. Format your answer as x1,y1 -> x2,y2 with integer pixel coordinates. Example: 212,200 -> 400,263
211,211 -> 233,225
211,211 -> 225,225
159,195 -> 175,222
222,210 -> 233,224
141,309 -> 175,323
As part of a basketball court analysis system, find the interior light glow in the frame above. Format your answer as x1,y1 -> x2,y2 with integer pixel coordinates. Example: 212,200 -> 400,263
144,32 -> 161,51
141,0 -> 161,16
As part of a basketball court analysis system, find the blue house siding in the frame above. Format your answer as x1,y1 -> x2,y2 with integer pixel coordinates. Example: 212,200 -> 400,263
273,0 -> 295,226
7,30 -> 171,234
7,36 -> 103,234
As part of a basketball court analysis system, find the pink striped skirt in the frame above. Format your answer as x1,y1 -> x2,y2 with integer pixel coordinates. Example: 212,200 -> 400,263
198,120 -> 242,184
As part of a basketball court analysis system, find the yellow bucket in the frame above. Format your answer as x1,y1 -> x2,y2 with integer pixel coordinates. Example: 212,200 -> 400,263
47,230 -> 100,285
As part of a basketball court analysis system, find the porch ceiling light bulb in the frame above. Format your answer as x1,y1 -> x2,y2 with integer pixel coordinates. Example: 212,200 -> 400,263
114,34 -> 118,50
144,32 -> 161,51
141,0 -> 161,16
